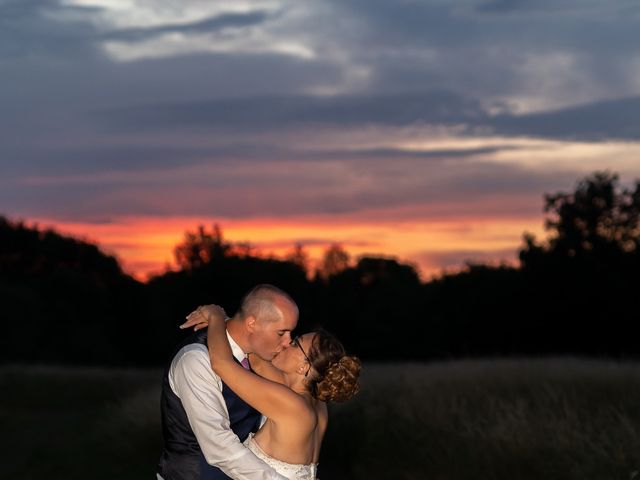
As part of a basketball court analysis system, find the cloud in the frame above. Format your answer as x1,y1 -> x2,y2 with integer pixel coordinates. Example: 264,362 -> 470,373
95,91 -> 487,132
102,10 -> 274,43
0,0 -> 101,59
475,0 -> 551,14
94,90 -> 640,142
8,143 -> 523,178
1,143 -> 292,177
4,0 -> 640,126
331,0 -> 640,111
489,96 -> 640,141
305,145 -> 525,160
2,147 -> 578,222
3,0 -> 640,232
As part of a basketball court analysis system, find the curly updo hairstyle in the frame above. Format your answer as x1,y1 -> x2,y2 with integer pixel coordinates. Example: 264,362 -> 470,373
306,329 -> 361,403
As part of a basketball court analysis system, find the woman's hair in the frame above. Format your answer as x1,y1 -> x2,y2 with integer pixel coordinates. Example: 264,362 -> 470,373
306,329 -> 361,403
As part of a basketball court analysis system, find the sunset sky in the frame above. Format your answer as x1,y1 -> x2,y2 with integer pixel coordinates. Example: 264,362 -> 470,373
3,0 -> 640,280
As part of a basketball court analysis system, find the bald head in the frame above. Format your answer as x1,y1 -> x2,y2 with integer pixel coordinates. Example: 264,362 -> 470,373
238,284 -> 298,325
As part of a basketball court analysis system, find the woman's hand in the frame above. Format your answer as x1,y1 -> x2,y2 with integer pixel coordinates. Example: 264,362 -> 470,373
180,304 -> 227,331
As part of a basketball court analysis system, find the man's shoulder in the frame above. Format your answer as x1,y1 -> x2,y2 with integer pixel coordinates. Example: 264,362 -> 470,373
175,342 -> 209,359
172,343 -> 211,372
169,343 -> 220,390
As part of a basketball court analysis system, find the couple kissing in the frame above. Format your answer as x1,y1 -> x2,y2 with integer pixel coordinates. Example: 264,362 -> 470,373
157,284 -> 361,480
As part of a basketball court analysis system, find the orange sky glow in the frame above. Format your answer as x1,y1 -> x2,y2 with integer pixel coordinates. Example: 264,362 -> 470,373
30,214 -> 547,282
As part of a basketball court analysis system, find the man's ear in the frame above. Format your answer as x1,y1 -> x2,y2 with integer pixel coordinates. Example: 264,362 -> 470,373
246,315 -> 257,331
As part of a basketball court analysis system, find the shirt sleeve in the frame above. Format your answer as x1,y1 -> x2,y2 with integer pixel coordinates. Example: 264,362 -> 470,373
170,347 -> 288,480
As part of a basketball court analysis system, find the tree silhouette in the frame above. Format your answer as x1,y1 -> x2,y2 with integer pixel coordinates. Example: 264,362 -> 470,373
0,216 -> 145,364
518,171 -> 640,357
319,243 -> 350,279
174,224 -> 230,269
284,243 -> 310,275
520,171 -> 640,267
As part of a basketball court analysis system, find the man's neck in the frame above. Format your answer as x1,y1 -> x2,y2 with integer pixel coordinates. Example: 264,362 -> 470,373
226,316 -> 250,354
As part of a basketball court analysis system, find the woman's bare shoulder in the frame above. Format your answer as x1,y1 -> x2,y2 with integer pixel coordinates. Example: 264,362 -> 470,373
273,392 -> 318,428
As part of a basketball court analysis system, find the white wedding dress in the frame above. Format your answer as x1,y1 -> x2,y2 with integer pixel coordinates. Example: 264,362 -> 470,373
243,433 -> 318,480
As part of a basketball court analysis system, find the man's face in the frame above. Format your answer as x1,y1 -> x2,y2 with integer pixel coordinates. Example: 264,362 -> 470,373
271,332 -> 315,374
248,300 -> 298,360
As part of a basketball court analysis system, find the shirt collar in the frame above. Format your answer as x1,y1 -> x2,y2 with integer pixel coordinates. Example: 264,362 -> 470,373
226,329 -> 247,362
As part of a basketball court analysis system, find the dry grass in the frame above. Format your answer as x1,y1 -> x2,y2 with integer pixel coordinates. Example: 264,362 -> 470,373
2,358 -> 640,479
321,358 -> 640,479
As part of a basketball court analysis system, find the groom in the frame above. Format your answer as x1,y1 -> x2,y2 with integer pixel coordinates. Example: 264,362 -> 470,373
157,284 -> 298,480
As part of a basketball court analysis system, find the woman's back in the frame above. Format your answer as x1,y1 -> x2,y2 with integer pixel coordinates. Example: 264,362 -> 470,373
252,396 -> 328,465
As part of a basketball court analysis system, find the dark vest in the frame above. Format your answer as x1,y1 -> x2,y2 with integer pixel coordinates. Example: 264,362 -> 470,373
157,330 -> 261,480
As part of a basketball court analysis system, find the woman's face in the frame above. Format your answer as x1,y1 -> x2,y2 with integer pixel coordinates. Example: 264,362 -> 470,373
272,332 -> 315,375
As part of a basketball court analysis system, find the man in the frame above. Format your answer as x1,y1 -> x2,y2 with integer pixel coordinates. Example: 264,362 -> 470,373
157,284 -> 299,480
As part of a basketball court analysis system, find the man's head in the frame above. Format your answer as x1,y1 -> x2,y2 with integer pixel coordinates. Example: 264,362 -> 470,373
233,284 -> 299,360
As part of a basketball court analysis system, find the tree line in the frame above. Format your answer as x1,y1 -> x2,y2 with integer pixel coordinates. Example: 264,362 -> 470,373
1,171 -> 639,365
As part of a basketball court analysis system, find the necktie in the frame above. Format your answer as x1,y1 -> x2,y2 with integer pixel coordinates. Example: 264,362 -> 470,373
240,357 -> 250,370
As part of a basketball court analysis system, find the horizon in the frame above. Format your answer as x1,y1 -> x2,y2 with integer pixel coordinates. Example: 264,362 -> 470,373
10,212 -> 540,281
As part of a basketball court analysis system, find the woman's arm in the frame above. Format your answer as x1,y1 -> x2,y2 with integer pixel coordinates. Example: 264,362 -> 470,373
247,354 -> 286,385
182,305 -> 311,424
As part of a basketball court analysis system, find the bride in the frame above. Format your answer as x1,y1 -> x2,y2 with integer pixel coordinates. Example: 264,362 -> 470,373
181,304 -> 361,480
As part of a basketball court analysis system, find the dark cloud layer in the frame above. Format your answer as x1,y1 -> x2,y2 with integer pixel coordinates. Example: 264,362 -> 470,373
96,91 -> 640,141
96,91 -> 487,131
2,0 -> 640,226
490,96 -> 640,141
1,147 -> 575,221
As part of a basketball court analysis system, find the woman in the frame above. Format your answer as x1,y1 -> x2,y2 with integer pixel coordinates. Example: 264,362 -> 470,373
181,304 -> 361,480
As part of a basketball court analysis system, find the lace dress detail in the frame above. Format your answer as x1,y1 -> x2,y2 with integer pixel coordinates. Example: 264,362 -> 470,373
243,433 -> 317,480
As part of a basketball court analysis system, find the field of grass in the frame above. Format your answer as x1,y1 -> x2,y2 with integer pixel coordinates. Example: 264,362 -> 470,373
2,358 -> 640,479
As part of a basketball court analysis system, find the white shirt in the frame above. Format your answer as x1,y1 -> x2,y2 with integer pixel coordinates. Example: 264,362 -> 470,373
166,331 -> 287,480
